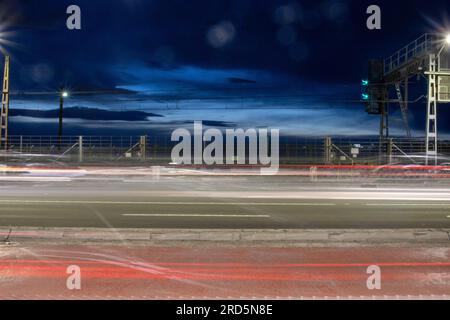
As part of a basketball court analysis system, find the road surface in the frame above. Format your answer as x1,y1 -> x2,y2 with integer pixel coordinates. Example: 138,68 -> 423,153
0,168 -> 449,299
0,173 -> 449,229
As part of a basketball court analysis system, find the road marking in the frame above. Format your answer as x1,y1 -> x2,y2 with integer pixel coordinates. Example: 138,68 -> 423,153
0,199 -> 336,206
335,187 -> 450,192
122,214 -> 270,218
0,177 -> 72,182
366,203 -> 450,207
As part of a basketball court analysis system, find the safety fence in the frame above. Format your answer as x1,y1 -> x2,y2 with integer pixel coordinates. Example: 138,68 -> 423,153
1,135 -> 450,165
3,136 -> 145,163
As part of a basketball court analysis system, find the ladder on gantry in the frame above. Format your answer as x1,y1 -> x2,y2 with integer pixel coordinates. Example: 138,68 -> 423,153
0,55 -> 10,150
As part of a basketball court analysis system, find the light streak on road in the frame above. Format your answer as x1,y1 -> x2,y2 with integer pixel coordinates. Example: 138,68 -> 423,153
0,199 -> 337,206
1,246 -> 449,299
121,214 -> 271,218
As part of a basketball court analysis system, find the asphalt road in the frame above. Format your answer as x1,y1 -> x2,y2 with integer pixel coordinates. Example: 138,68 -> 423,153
1,172 -> 449,299
1,174 -> 450,229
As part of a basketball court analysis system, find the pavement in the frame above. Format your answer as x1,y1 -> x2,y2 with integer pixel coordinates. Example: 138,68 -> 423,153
1,227 -> 449,243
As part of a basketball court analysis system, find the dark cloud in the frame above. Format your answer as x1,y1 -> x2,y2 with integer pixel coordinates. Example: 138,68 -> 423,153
228,77 -> 257,84
2,0 -> 450,136
10,107 -> 163,121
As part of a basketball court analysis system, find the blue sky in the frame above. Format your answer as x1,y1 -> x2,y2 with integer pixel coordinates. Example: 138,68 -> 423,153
3,0 -> 450,137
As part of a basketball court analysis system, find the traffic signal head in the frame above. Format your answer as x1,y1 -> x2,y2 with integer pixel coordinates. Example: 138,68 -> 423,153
361,93 -> 369,100
361,79 -> 369,86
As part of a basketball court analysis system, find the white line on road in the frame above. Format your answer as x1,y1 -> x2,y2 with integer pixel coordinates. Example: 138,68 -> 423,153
244,195 -> 450,201
0,177 -> 72,182
0,200 -> 336,206
366,203 -> 450,207
122,214 -> 270,218
332,187 -> 450,192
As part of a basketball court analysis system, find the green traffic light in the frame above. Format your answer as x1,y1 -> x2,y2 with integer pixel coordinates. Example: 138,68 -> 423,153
361,93 -> 369,100
361,79 -> 369,86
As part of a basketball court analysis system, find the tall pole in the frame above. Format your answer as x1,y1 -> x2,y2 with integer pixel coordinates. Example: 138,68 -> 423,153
404,77 -> 408,130
0,55 -> 10,150
58,94 -> 64,150
385,102 -> 389,138
426,54 -> 438,165
378,104 -> 386,164
425,39 -> 450,165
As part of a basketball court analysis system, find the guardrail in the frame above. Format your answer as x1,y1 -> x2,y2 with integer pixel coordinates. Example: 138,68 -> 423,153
384,33 -> 438,75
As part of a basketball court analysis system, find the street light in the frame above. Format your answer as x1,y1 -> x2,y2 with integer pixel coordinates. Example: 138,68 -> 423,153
437,33 -> 450,57
58,90 -> 69,149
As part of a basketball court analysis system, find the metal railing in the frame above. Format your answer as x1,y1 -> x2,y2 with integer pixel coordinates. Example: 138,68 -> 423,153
384,33 -> 439,75
4,136 -> 145,163
2,135 -> 450,165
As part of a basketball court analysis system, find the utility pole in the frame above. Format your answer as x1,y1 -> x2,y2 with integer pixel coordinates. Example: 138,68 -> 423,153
0,55 -> 10,150
58,91 -> 68,150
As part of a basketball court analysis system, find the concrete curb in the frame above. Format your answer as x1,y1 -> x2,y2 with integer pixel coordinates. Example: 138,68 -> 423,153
1,227 -> 449,243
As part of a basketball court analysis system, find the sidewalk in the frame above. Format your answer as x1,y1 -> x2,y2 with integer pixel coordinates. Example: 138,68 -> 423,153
1,227 -> 449,243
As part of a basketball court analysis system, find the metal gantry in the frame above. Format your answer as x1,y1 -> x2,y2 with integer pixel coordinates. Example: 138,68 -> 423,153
0,55 -> 10,150
366,33 -> 450,164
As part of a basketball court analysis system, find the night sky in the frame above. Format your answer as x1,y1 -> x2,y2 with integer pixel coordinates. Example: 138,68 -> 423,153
2,0 -> 450,138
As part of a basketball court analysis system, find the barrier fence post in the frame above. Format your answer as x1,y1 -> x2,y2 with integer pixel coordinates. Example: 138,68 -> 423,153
324,137 -> 332,164
78,136 -> 83,162
387,138 -> 393,164
140,135 -> 147,161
